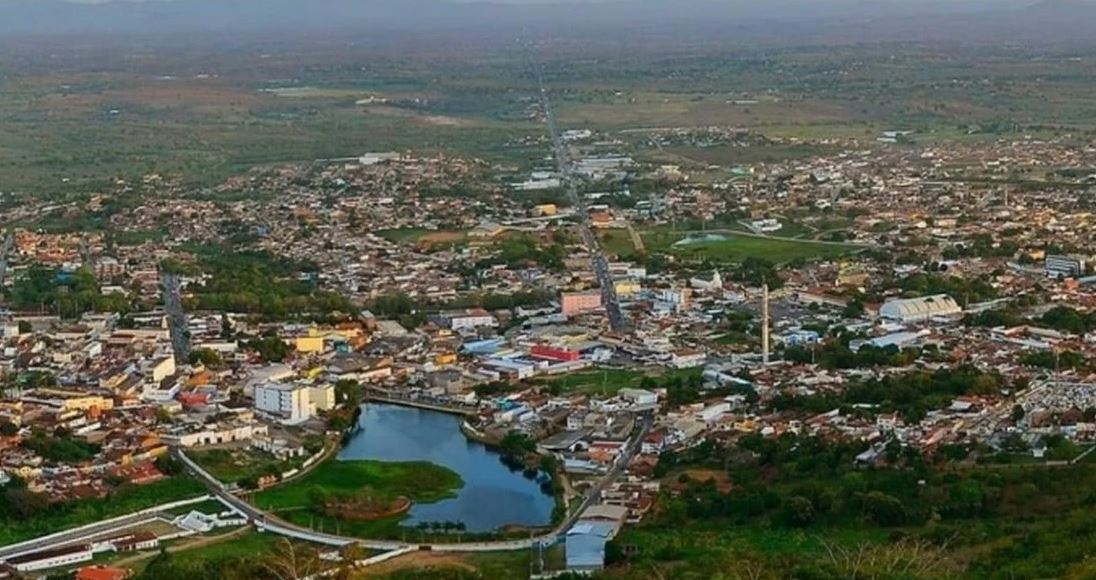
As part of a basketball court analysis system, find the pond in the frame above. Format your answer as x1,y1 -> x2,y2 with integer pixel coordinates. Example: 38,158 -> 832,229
339,403 -> 555,533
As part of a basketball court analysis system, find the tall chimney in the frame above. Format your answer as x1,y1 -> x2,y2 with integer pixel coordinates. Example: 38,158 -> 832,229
762,283 -> 770,365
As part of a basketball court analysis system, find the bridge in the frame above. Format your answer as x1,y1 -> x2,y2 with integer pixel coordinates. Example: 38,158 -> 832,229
364,390 -> 477,416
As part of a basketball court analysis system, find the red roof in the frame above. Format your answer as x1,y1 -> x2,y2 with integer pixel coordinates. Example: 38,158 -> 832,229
76,566 -> 130,580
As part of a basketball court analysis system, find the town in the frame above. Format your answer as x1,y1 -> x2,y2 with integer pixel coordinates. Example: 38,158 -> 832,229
1,111 -> 1095,578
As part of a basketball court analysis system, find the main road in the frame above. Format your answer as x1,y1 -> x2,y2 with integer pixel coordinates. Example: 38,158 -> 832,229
531,57 -> 630,334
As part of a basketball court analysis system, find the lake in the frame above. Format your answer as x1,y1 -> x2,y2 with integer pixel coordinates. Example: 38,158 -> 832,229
339,403 -> 555,533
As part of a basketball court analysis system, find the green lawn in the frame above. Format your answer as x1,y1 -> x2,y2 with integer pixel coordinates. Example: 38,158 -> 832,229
0,476 -> 208,546
648,230 -> 861,264
252,459 -> 462,540
534,367 -> 703,396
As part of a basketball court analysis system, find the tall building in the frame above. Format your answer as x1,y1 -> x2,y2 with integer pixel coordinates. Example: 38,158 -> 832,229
562,292 -> 603,316
254,383 -> 315,425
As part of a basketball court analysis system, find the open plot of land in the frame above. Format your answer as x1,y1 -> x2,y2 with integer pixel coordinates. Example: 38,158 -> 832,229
355,550 -> 531,579
189,447 -> 304,485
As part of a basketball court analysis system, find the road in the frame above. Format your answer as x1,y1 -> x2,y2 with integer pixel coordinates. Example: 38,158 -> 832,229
1,414 -> 653,562
174,413 -> 654,552
531,57 -> 630,334
0,231 -> 13,288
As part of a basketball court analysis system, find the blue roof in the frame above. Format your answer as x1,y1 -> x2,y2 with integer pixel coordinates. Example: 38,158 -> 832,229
565,521 -> 615,569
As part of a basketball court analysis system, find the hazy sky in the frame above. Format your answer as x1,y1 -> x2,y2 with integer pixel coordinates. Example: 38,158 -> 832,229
0,0 -> 1092,43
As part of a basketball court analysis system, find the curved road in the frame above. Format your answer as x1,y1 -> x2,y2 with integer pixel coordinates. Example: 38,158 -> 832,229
174,414 -> 652,552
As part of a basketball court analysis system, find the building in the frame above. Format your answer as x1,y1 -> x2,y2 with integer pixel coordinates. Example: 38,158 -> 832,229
295,336 -> 325,354
254,383 -> 315,424
565,521 -> 617,573
164,423 -> 268,447
879,294 -> 962,323
689,270 -> 722,292
619,388 -> 658,406
436,309 -> 497,331
613,280 -> 642,298
8,545 -> 93,572
656,288 -> 691,312
562,292 -> 603,317
670,349 -> 706,369
530,345 -> 581,362
1046,254 -> 1086,278
308,384 -> 336,412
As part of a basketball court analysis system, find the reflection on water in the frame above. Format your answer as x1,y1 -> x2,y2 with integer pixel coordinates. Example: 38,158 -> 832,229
339,403 -> 555,532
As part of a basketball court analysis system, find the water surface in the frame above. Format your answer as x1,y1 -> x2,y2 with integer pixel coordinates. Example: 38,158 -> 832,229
339,403 -> 555,532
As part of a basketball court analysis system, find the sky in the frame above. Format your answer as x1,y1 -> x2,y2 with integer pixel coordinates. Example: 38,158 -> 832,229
0,0 -> 1092,42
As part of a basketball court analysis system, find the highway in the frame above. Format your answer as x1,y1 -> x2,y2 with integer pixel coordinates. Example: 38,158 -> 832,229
531,58 -> 630,334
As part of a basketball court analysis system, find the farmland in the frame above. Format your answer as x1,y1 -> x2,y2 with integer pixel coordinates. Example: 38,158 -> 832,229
6,37 -> 1096,196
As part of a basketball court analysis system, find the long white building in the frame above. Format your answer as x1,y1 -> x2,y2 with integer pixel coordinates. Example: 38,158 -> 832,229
879,294 -> 962,323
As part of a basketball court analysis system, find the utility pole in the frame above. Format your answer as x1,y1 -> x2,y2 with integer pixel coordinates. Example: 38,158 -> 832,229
761,284 -> 771,365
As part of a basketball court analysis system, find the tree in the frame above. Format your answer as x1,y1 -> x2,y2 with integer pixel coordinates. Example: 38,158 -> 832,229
861,491 -> 907,526
782,496 -> 815,527
248,336 -> 291,363
4,488 -> 49,519
334,379 -> 362,407
155,454 -> 184,476
1010,404 -> 1025,423
189,348 -> 224,367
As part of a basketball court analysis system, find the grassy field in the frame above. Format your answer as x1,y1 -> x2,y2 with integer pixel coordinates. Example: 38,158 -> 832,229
164,498 -> 227,517
601,226 -> 860,264
655,230 -> 861,264
375,228 -> 468,246
253,458 -> 462,540
0,476 -> 207,546
354,549 -> 532,579
534,367 -> 702,396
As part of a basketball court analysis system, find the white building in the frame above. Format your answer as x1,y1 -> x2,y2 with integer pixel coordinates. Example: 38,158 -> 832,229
619,388 -> 659,406
671,349 -> 707,369
9,545 -> 93,572
165,423 -> 269,448
255,383 -> 315,425
879,294 -> 962,323
441,309 -> 498,331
